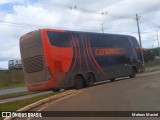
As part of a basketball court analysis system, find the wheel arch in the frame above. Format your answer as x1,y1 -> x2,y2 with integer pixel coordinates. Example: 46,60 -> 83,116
132,66 -> 138,73
74,73 -> 85,80
86,71 -> 96,82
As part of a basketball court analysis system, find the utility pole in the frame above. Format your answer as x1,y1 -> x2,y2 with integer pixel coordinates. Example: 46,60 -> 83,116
135,14 -> 145,65
101,22 -> 104,33
156,30 -> 160,57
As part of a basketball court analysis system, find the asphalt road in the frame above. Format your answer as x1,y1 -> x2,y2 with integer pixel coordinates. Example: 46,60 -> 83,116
0,91 -> 52,103
16,72 -> 160,120
0,87 -> 27,95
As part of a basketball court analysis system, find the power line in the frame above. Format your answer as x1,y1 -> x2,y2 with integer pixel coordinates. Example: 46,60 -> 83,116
40,0 -> 70,9
0,20 -> 139,34
0,0 -> 135,33
39,0 -> 133,19
0,20 -> 103,32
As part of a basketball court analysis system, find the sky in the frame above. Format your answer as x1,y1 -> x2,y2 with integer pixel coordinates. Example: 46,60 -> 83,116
0,0 -> 160,69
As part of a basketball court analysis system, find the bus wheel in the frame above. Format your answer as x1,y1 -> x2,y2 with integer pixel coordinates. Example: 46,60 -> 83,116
85,73 -> 95,87
130,68 -> 136,78
110,78 -> 115,82
74,75 -> 84,89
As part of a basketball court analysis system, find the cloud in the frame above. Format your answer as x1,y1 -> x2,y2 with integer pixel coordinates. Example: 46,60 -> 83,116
0,0 -> 26,4
0,0 -> 160,68
0,0 -> 12,4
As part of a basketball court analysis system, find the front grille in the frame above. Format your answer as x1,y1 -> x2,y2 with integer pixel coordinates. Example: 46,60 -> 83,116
24,55 -> 44,73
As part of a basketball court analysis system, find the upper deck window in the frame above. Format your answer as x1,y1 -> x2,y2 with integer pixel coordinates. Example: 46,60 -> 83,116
89,34 -> 131,47
47,31 -> 71,47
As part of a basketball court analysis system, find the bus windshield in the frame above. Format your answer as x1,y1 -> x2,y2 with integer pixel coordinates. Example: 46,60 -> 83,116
130,37 -> 143,62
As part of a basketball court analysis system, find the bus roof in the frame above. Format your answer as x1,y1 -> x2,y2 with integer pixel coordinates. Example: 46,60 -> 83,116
40,28 -> 134,38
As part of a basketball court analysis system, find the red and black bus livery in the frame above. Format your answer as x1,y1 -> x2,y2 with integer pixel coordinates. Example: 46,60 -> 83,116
20,29 -> 144,91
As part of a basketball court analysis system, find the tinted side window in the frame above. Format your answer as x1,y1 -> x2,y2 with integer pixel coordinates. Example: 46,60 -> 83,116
47,31 -> 71,47
90,34 -> 131,47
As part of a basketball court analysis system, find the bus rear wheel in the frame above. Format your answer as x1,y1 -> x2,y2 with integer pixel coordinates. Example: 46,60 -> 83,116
85,73 -> 95,87
110,78 -> 115,82
130,68 -> 136,78
74,75 -> 84,89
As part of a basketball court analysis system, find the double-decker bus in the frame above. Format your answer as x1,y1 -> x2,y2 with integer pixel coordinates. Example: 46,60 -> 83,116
20,29 -> 144,91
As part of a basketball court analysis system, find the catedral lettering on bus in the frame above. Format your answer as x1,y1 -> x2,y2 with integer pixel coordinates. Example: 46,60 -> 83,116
95,48 -> 123,55
19,29 -> 144,91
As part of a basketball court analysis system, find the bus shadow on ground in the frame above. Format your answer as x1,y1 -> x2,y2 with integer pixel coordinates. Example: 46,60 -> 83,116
66,77 -> 135,91
93,76 -> 131,86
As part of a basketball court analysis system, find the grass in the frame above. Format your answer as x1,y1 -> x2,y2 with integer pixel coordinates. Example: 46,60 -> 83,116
0,70 -> 25,90
145,68 -> 160,73
0,83 -> 25,90
0,91 -> 37,100
0,92 -> 57,119
145,60 -> 160,68
0,92 -> 56,111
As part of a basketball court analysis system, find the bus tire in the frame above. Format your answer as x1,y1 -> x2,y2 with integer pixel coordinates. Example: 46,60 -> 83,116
130,68 -> 136,78
85,73 -> 95,87
110,78 -> 115,82
74,75 -> 84,89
